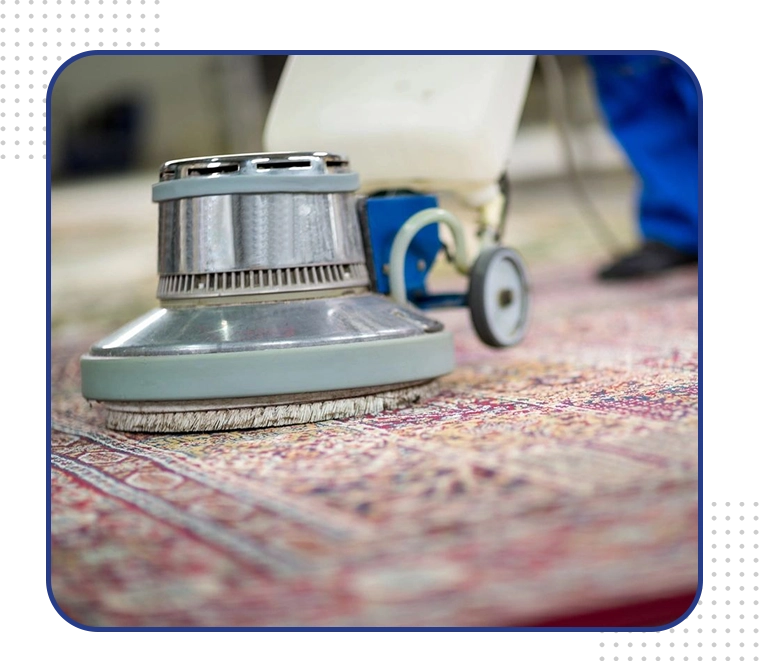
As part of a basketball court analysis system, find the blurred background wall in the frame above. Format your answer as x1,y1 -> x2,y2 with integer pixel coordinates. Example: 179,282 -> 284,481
50,55 -> 626,182
50,55 -> 285,178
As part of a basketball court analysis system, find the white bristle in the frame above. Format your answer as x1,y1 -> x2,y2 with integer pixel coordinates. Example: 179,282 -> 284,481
104,383 -> 438,433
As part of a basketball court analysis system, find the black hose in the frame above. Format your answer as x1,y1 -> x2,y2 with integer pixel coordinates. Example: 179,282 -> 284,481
538,54 -> 625,257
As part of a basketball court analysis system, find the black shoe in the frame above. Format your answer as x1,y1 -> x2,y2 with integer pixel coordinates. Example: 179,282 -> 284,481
597,241 -> 697,281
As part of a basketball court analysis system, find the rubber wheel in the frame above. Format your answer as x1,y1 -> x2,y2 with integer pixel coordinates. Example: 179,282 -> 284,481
468,246 -> 530,348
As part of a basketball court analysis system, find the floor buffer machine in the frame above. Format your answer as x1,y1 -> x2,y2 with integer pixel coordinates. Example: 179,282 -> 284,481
80,55 -> 535,432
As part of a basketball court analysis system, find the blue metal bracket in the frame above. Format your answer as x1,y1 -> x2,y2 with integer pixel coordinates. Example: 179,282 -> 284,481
362,194 -> 442,300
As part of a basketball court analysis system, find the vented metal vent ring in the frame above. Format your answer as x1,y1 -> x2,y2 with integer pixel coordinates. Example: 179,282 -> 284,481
158,262 -> 370,301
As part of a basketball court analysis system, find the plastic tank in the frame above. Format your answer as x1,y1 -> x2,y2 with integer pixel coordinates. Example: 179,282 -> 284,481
263,55 -> 535,206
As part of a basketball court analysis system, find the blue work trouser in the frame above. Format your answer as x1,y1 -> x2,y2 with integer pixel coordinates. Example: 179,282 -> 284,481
587,55 -> 699,255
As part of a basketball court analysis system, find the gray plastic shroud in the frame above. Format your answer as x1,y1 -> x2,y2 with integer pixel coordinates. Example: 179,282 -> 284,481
87,295 -> 444,357
81,331 -> 455,402
152,172 -> 361,202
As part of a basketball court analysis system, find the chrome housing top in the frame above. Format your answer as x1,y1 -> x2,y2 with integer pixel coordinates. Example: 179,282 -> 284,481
158,151 -> 351,182
153,152 -> 370,303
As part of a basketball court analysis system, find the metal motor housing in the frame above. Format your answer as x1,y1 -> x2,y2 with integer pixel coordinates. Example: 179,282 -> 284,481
154,152 -> 371,303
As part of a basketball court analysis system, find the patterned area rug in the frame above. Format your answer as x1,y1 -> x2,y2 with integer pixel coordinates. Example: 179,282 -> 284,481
50,262 -> 699,628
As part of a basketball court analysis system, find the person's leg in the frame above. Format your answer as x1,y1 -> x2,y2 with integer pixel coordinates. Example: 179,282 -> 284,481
587,55 -> 699,278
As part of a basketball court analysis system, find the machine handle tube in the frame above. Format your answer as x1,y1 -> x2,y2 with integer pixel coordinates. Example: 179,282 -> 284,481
388,208 -> 470,305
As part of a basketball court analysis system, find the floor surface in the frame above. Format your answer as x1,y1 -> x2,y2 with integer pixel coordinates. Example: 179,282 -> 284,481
49,171 -> 699,627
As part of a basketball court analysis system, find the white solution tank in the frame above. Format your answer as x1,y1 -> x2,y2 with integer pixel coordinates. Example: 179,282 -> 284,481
263,55 -> 535,206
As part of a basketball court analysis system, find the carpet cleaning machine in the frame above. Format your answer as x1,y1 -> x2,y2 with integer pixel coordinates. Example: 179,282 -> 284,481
80,55 -> 535,432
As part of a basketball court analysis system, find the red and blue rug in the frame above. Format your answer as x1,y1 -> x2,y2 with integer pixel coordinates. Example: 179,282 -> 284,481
50,262 -> 699,627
